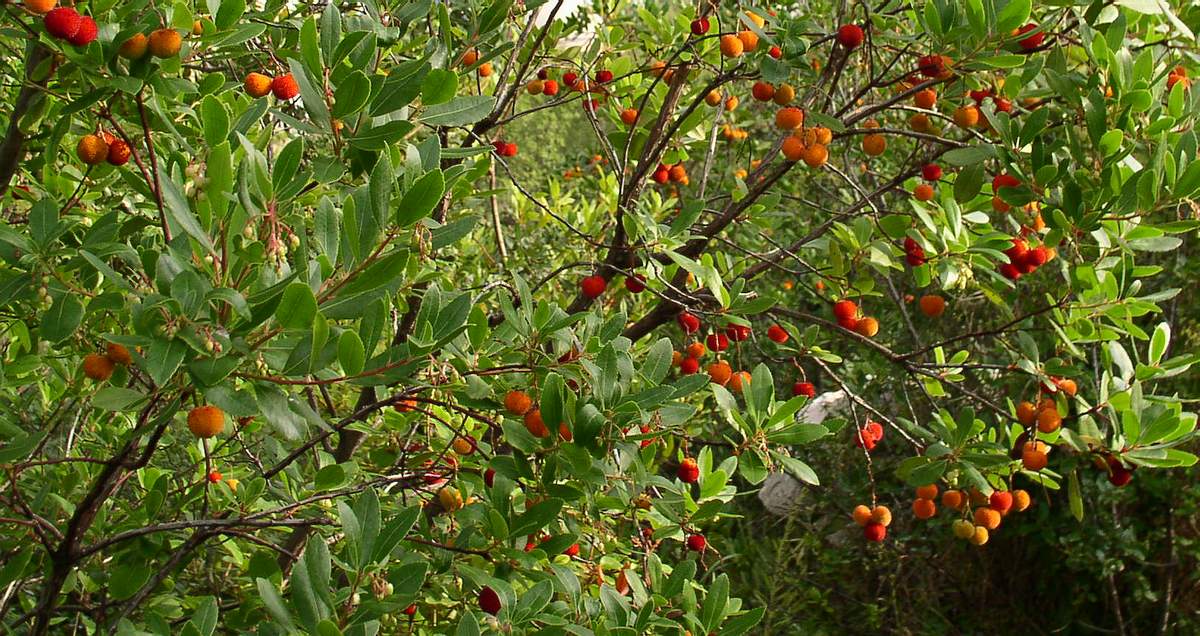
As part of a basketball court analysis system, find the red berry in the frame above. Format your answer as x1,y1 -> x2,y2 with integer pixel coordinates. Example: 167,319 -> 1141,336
969,89 -> 994,104
989,491 -> 1013,513
768,45 -> 782,59
679,357 -> 700,375
106,139 -> 131,166
992,173 -> 1021,191
921,164 -> 943,181
999,263 -> 1022,281
1108,463 -> 1132,487
564,543 -> 580,557
478,587 -> 501,615
725,323 -> 751,342
766,324 -> 789,344
1016,23 -> 1044,51
1025,246 -> 1049,267
833,299 -> 858,321
504,142 -> 518,157
207,471 -> 221,483
863,522 -> 886,542
484,468 -> 495,488
542,79 -> 559,96
690,17 -> 710,36
580,275 -> 607,299
917,54 -> 948,78
677,311 -> 700,334
624,274 -> 646,293
836,24 -> 864,49
68,15 -> 98,46
993,97 -> 1013,113
403,604 -> 417,616
44,7 -> 82,39
706,332 -> 729,352
677,458 -> 700,483
1005,238 -> 1029,261
793,382 -> 815,398
562,71 -> 578,85
271,74 -> 300,100
686,533 -> 707,551
595,69 -> 613,83
652,168 -> 670,184
865,421 -> 884,441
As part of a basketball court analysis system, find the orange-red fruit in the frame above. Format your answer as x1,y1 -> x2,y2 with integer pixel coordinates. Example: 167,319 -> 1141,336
76,135 -> 108,165
729,371 -> 751,393
271,74 -> 300,100
941,490 -> 965,510
686,533 -> 707,551
1016,401 -> 1037,426
719,34 -> 744,58
833,299 -> 858,321
707,360 -> 732,386
913,183 -> 935,201
836,24 -> 864,49
775,107 -> 804,130
524,409 -> 549,438
953,104 -> 980,128
105,343 -> 132,365
1012,489 -> 1032,512
871,505 -> 892,527
989,491 -> 1013,513
1037,407 -> 1062,433
852,504 -> 873,526
119,33 -> 149,59
82,353 -> 115,381
862,134 -> 886,156
187,405 -> 225,438
781,136 -> 806,162
679,357 -> 700,375
766,324 -> 788,344
915,484 -> 939,500
24,0 -> 56,14
854,317 -> 879,338
148,28 -> 182,58
913,88 -> 937,109
1022,442 -> 1049,471
106,139 -> 131,166
678,458 -> 700,483
620,108 -> 638,126
773,84 -> 796,105
68,15 -> 97,46
973,506 -> 1001,530
504,390 -> 533,415
918,294 -> 945,317
44,7 -> 80,39
1056,378 -> 1078,397
751,81 -> 775,101
912,498 -> 937,519
244,72 -> 272,98
863,522 -> 886,542
801,144 -> 828,168
737,30 -> 759,52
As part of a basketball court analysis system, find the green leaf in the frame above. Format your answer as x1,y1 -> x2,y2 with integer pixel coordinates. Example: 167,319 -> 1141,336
396,169 -> 445,226
420,69 -> 459,105
200,96 -> 229,147
159,173 -> 216,254
287,58 -> 331,127
510,498 -> 563,537
41,295 -> 83,343
256,578 -> 296,628
1068,470 -> 1084,521
332,70 -> 371,119
337,331 -> 365,375
420,95 -> 494,127
276,283 -> 318,329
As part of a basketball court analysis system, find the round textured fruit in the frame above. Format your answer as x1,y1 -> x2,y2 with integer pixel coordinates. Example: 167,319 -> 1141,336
76,134 -> 109,165
952,519 -> 975,539
989,491 -> 1013,513
523,409 -> 548,438
773,84 -> 796,105
679,356 -> 700,375
686,342 -> 706,359
677,458 -> 699,483
953,105 -> 980,128
737,30 -> 758,52
67,15 -> 97,46
836,24 -> 864,49
452,437 -> 475,455
870,505 -> 892,527
44,7 -> 81,39
793,381 -> 815,398
719,34 -> 743,58
766,324 -> 788,343
148,28 -> 182,58
775,107 -> 804,130
105,342 -> 132,365
271,74 -> 300,100
833,299 -> 858,321
941,490 -> 965,510
921,164 -> 943,181
913,88 -> 937,109
915,484 -> 939,500
968,526 -> 989,546
119,33 -> 149,59
106,139 -> 131,166
1016,401 -> 1037,426
854,317 -> 879,338
24,0 -> 56,14
1012,489 -> 1032,512
1037,407 -> 1061,433
913,183 -> 934,201
580,275 -> 607,299
82,353 -> 115,381
620,108 -> 638,126
918,294 -> 945,317
686,533 -> 707,551
973,507 -> 1001,530
187,405 -> 225,438
863,522 -> 886,542
503,390 -> 532,415
781,135 -> 806,162
751,81 -> 775,101
801,144 -> 828,168
852,504 -> 872,526
478,586 -> 501,615
707,361 -> 732,386
438,486 -> 464,512
244,72 -> 272,98
862,133 -> 886,156
729,371 -> 751,393
912,498 -> 937,519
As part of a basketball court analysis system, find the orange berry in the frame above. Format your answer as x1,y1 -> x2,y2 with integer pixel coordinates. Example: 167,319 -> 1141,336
1022,447 -> 1048,471
82,353 -> 114,381
478,62 -> 493,77
751,81 -> 776,101
953,104 -> 980,128
1056,378 -> 1078,397
148,28 -> 182,58
871,505 -> 892,527
801,143 -> 828,168
813,126 -> 833,145
686,342 -> 706,359
781,135 -> 806,162
620,108 -> 639,126
773,84 -> 795,105
918,294 -> 945,317
852,504 -> 873,526
969,526 -> 989,546
912,498 -> 937,519
719,34 -> 744,58
862,133 -> 886,156
707,360 -> 732,386
118,33 -> 149,59
724,95 -> 739,110
1016,401 -> 1037,426
1037,407 -> 1061,433
854,316 -> 879,338
244,72 -> 272,98
737,30 -> 759,52
460,49 -> 479,66
908,113 -> 932,133
729,371 -> 751,393
187,405 -> 225,438
916,484 -> 939,500
1012,489 -> 1031,512
524,409 -> 549,438
941,489 -> 965,510
105,343 -> 132,366
76,134 -> 108,165
526,79 -> 544,94
452,437 -> 475,455
705,90 -> 723,106
24,0 -> 56,14
775,107 -> 804,130
973,507 -> 1001,530
913,183 -> 935,201
504,390 -> 533,416
914,88 -> 937,109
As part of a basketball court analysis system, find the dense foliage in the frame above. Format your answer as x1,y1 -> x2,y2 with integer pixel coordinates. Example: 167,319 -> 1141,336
2,0 -> 1199,633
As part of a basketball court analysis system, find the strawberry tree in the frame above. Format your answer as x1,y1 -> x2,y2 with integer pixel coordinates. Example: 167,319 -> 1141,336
0,0 -> 1198,633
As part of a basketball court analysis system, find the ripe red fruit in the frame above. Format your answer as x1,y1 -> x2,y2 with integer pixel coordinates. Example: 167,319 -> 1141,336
836,24 -> 864,49
1025,246 -> 1049,267
478,587 -> 501,615
1108,464 -> 1132,487
690,17 -> 710,35
686,533 -> 707,551
403,604 -> 417,616
624,274 -> 646,293
542,79 -> 559,96
1016,23 -> 1044,51
768,45 -> 782,59
564,543 -> 580,557
766,324 -> 789,343
725,323 -> 751,342
999,263 -> 1022,281
679,357 -> 700,375
580,275 -> 607,299
595,69 -> 613,83
44,7 -> 81,39
484,468 -> 495,488
864,421 -> 884,441
271,74 -> 300,100
989,491 -> 1013,513
793,381 -> 815,398
833,299 -> 858,321
921,164 -> 943,181
207,471 -> 221,483
992,173 -> 1021,191
106,139 -> 131,166
917,54 -> 948,78
652,167 -> 669,183
969,88 -> 994,104
1005,238 -> 1029,261
678,458 -> 700,483
68,15 -> 97,45
863,522 -> 887,542
562,71 -> 578,85
904,237 -> 927,266
993,97 -> 1013,113
677,311 -> 700,334
706,332 -> 729,352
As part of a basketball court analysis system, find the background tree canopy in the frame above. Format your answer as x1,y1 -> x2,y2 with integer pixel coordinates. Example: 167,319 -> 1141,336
2,0 -> 1200,633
